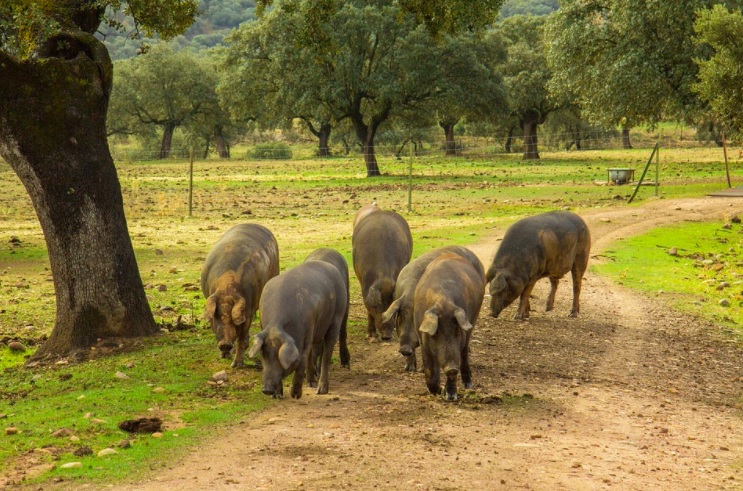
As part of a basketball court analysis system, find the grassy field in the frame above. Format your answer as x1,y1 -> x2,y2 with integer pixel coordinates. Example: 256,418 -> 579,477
0,145 -> 740,486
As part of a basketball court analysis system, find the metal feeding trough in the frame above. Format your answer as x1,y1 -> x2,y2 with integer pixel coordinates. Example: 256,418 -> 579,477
607,168 -> 635,185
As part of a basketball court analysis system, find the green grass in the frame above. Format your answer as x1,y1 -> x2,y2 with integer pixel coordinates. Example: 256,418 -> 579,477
1,330 -> 270,485
593,220 -> 743,329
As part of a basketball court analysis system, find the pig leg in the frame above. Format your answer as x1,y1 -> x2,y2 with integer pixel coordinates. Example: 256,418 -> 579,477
422,345 -> 441,395
290,350 -> 309,399
316,333 -> 337,395
570,266 -> 584,317
339,313 -> 351,368
366,311 -> 377,338
232,323 -> 248,368
307,343 -> 321,388
404,351 -> 417,372
515,283 -> 536,320
546,277 -> 560,312
461,344 -> 473,390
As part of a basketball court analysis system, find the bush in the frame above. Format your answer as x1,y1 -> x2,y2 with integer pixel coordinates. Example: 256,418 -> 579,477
248,142 -> 293,160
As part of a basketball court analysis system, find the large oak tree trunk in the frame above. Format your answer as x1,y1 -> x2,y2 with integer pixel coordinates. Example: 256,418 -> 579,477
362,132 -> 381,177
0,33 -> 157,363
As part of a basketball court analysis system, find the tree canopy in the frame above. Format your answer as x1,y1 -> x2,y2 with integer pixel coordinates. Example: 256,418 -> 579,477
693,5 -> 743,136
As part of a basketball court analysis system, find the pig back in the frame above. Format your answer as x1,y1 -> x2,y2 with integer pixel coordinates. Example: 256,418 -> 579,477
414,254 -> 486,328
201,223 -> 280,298
259,261 -> 348,340
352,210 -> 413,292
488,211 -> 590,282
305,247 -> 350,295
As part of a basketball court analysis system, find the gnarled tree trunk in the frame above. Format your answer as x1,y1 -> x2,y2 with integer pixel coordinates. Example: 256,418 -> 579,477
160,121 -> 176,159
521,110 -> 545,160
439,121 -> 457,156
0,33 -> 157,363
215,128 -> 230,159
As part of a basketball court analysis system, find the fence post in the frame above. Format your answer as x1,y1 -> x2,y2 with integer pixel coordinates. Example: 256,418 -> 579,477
628,142 -> 659,204
723,132 -> 732,188
188,146 -> 194,217
407,143 -> 413,213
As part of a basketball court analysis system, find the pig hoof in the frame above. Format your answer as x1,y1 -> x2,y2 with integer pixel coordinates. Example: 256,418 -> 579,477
404,364 -> 417,373
464,382 -> 473,389
316,386 -> 328,395
309,381 -> 318,388
445,392 -> 458,402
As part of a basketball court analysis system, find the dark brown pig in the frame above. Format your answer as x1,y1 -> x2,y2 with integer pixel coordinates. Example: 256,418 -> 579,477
382,246 -> 483,372
248,259 -> 348,399
352,210 -> 413,340
305,247 -> 351,369
414,254 -> 485,401
201,223 -> 279,368
486,211 -> 591,320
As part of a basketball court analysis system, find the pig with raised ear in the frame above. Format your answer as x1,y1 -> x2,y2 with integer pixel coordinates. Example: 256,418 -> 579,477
249,256 -> 348,399
352,209 -> 412,340
383,245 -> 483,372
201,224 -> 279,368
414,253 -> 485,401
486,211 -> 591,320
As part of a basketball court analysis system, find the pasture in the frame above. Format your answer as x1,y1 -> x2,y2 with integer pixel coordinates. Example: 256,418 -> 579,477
1,146 -> 742,489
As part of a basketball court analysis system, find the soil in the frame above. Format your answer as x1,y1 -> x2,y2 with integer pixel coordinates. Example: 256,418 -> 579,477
18,197 -> 743,490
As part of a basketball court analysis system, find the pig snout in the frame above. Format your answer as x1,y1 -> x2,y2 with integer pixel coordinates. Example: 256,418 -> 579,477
399,344 -> 414,357
262,383 -> 284,399
218,342 -> 233,358
444,365 -> 459,377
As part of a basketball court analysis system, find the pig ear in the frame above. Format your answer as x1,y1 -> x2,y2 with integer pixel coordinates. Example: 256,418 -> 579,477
454,307 -> 473,332
382,297 -> 402,323
204,295 -> 217,322
418,309 -> 439,336
232,297 -> 247,325
365,285 -> 382,309
248,332 -> 265,358
278,338 -> 300,370
485,265 -> 496,284
493,273 -> 508,293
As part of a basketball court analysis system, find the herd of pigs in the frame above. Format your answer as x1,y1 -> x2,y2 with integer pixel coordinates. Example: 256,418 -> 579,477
200,203 -> 592,401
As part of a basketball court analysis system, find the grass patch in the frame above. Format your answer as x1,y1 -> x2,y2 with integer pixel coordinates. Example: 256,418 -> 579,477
1,329 -> 270,486
593,220 -> 743,330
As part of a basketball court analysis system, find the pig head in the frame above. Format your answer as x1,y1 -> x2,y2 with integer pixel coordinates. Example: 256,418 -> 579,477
248,328 -> 300,399
364,277 -> 396,341
204,277 -> 249,359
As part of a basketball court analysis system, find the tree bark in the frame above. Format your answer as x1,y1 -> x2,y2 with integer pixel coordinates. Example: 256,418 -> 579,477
522,120 -> 540,160
440,121 -> 457,156
0,34 -> 157,362
621,126 -> 632,149
160,121 -> 176,159
214,128 -> 230,158
362,131 -> 381,177
317,124 -> 331,157
504,126 -> 514,153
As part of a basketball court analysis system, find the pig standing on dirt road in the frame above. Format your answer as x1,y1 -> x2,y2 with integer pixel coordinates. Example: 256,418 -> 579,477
415,253 -> 486,401
486,211 -> 591,320
249,255 -> 348,399
305,247 -> 351,369
352,209 -> 413,340
382,245 -> 484,372
201,223 -> 279,368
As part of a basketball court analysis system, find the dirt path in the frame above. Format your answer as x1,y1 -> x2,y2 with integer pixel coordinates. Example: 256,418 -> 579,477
113,197 -> 743,491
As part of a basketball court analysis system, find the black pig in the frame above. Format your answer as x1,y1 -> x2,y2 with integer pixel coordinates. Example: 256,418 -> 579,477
415,254 -> 485,401
486,211 -> 591,320
249,259 -> 347,399
383,245 -> 483,372
352,209 -> 412,340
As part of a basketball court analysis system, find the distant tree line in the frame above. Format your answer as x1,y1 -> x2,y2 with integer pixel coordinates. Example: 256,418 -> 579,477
106,0 -> 743,177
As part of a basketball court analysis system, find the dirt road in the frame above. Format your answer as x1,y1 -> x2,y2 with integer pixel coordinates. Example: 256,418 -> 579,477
111,197 -> 743,491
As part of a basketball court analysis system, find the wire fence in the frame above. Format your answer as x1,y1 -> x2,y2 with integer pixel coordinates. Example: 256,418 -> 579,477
106,129 -> 737,163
